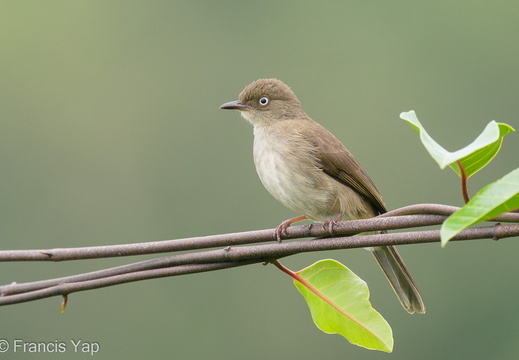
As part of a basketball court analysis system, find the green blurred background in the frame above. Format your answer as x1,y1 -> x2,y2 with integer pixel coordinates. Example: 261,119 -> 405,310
1,1 -> 518,359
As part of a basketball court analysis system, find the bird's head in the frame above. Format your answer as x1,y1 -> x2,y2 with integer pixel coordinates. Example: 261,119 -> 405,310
220,78 -> 306,126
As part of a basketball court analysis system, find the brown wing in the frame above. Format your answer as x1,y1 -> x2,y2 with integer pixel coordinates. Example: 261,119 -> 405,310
310,123 -> 387,214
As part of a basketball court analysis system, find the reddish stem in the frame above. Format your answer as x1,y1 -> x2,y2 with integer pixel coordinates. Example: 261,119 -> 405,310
272,260 -> 334,311
271,260 -> 368,328
272,260 -> 337,310
271,259 -> 305,283
457,161 -> 470,204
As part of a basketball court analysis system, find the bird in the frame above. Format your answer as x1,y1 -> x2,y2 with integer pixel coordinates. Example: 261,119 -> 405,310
220,78 -> 425,314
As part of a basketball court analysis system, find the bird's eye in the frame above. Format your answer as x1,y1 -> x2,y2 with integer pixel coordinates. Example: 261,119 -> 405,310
259,97 -> 269,106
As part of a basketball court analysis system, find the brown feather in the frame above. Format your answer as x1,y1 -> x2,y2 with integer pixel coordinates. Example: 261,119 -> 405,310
309,123 -> 387,215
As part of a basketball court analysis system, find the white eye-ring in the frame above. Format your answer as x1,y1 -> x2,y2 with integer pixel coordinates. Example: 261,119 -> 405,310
259,97 -> 269,106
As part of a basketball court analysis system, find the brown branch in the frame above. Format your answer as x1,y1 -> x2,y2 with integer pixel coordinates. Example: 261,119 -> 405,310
0,207 -> 454,262
1,203 -> 519,307
0,261 -> 261,306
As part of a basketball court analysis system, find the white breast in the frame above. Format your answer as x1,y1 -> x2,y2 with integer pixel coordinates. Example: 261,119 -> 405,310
252,124 -> 333,220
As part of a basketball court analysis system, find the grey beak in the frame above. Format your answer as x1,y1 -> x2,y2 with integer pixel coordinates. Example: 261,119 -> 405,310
219,100 -> 248,110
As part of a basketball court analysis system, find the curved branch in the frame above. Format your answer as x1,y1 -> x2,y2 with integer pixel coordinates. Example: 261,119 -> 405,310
0,205 -> 455,262
0,261 -> 261,306
3,203 -> 518,263
1,203 -> 519,307
2,223 -> 519,306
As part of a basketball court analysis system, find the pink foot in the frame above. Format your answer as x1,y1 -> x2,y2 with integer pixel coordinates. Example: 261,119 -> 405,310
274,215 -> 308,242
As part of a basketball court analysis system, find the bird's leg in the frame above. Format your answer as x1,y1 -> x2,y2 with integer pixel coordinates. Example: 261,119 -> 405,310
324,213 -> 344,236
275,215 -> 308,242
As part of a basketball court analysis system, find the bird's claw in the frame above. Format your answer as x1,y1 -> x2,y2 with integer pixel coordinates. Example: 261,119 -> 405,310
275,220 -> 292,242
323,214 -> 343,236
274,215 -> 308,242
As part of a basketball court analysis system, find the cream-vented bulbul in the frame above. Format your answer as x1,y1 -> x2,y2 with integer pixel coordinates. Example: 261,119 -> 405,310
220,78 -> 425,314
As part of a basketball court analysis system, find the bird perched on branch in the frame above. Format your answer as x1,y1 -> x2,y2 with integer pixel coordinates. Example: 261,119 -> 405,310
220,78 -> 425,314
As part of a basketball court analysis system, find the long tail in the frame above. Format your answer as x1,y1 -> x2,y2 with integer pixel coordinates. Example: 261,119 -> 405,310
371,245 -> 426,314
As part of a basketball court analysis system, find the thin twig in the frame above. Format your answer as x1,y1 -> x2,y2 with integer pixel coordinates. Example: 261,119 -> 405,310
3,203 -> 518,263
1,204 -> 519,307
0,261 -> 261,306
0,216 -> 447,262
1,223 -> 519,306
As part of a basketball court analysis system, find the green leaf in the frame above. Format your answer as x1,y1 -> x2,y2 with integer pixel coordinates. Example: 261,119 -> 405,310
293,259 -> 393,352
400,110 -> 514,178
441,168 -> 519,246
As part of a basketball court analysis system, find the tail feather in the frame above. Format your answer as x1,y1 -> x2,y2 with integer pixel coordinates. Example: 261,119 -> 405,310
371,245 -> 425,314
